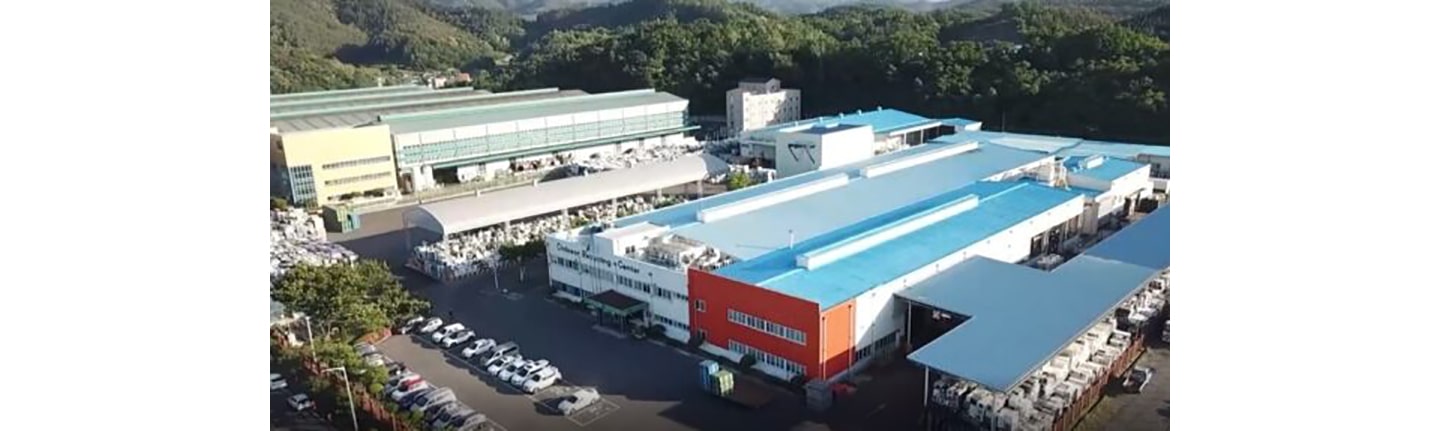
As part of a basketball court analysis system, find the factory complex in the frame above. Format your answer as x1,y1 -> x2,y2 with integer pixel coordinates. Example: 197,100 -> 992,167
269,85 -> 697,208
268,81 -> 1171,431
542,130 -> 1169,430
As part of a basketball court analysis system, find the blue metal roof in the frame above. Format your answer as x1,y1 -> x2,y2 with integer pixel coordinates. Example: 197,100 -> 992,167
1065,157 -> 1148,182
795,123 -> 869,135
1057,140 -> 1171,159
900,207 -> 1171,392
754,109 -> 940,136
901,255 -> 1158,392
1085,205 -> 1170,270
627,143 -> 1049,263
937,130 -> 1082,154
941,118 -> 981,128
715,181 -> 1084,308
941,131 -> 1170,161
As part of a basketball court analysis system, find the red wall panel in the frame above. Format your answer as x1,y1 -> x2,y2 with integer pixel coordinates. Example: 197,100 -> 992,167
688,269 -> 821,378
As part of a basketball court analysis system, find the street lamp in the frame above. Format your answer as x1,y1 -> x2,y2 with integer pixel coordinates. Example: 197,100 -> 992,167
322,367 -> 360,431
302,315 -> 316,362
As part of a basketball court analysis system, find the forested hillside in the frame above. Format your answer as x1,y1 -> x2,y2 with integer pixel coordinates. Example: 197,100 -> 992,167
271,0 -> 1170,144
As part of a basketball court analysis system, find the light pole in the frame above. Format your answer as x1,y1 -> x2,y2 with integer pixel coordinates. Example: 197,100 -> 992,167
302,315 -> 316,362
322,366 -> 360,431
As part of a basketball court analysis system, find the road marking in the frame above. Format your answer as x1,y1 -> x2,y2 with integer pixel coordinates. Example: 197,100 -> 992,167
421,336 -> 619,427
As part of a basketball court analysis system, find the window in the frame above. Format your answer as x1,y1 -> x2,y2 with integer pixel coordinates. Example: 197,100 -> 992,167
695,300 -> 706,312
729,340 -> 806,376
323,172 -> 392,186
321,155 -> 392,170
727,309 -> 806,345
652,315 -> 690,332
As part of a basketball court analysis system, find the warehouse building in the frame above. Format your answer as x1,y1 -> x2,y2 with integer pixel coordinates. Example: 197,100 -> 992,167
545,136 -> 1159,380
736,108 -> 983,165
269,85 -> 586,206
382,88 -> 697,193
907,206 -> 1170,431
404,154 -> 730,245
951,130 -> 1171,181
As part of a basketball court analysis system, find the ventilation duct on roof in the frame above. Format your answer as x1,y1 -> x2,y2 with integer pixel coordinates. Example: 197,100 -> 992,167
695,174 -> 850,223
796,194 -> 980,270
861,141 -> 980,179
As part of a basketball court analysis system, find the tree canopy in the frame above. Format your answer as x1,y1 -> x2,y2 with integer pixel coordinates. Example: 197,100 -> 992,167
272,0 -> 1170,143
271,260 -> 430,341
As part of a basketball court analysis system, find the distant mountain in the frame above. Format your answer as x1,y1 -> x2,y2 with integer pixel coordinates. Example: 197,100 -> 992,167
419,0 -> 1166,17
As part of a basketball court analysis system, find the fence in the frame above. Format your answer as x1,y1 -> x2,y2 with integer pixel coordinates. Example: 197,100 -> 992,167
274,328 -> 411,431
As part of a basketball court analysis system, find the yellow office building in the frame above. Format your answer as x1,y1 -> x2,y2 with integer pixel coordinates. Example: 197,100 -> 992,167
269,84 -> 588,207
270,125 -> 399,207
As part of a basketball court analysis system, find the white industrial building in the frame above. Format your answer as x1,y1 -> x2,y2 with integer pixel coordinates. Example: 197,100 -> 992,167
736,108 -> 977,163
726,78 -> 802,135
545,137 -> 1161,382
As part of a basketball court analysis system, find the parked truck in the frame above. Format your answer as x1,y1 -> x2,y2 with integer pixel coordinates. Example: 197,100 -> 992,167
698,360 -> 774,409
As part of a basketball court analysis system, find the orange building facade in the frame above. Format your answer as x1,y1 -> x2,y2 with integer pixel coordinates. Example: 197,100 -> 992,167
689,269 -> 859,381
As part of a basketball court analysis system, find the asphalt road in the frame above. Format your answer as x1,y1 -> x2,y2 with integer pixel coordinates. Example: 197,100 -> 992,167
376,277 -> 837,431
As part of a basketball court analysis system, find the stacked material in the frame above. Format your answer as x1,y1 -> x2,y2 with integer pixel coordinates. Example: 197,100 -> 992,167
698,360 -> 720,393
570,143 -> 703,175
270,209 -> 357,281
409,194 -> 688,281
709,369 -> 736,397
1119,271 -> 1170,328
928,314 -> 1134,431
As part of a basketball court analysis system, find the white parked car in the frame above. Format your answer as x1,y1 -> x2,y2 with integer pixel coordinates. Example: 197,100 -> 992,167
418,317 -> 445,334
486,354 -> 521,375
497,358 -> 532,381
355,342 -> 379,357
270,373 -> 288,391
509,359 -> 551,386
442,330 -> 476,348
287,393 -> 315,412
522,366 -> 562,393
461,339 -> 497,359
390,380 -> 431,402
432,323 -> 466,343
452,411 -> 490,431
557,388 -> 600,415
398,316 -> 426,334
483,341 -> 519,362
410,388 -> 456,413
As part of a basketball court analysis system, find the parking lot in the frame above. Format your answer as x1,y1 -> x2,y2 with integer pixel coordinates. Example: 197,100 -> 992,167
335,206 -> 929,431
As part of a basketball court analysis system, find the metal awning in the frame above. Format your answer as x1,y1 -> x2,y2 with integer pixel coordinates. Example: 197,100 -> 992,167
585,290 -> 647,316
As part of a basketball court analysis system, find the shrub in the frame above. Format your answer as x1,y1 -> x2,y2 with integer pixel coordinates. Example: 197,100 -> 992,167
739,353 -> 757,369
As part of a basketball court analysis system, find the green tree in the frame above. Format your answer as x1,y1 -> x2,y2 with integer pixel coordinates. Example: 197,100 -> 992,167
272,261 -> 430,341
271,197 -> 291,211
726,171 -> 752,191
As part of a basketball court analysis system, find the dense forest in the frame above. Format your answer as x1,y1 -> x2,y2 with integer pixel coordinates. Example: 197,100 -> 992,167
271,0 -> 1170,144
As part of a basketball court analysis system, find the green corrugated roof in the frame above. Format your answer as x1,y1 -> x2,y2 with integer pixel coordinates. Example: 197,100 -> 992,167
269,85 -> 426,103
270,89 -> 561,121
270,87 -> 479,114
381,89 -> 686,134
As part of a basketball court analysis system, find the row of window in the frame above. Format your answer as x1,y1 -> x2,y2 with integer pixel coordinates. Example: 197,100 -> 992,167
397,113 -> 685,165
615,274 -> 654,295
650,314 -> 689,332
321,155 -> 392,171
727,309 -> 806,346
854,331 -> 901,363
323,172 -> 392,186
729,340 -> 806,377
286,165 -> 316,203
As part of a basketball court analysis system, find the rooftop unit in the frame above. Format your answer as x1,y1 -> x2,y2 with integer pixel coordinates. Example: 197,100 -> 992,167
859,141 -> 980,178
